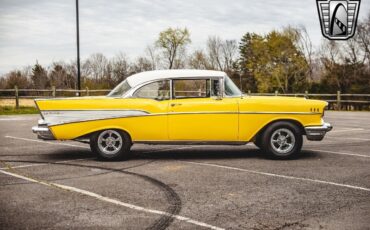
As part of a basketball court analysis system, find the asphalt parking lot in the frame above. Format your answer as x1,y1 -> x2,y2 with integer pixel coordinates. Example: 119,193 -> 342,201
0,111 -> 369,230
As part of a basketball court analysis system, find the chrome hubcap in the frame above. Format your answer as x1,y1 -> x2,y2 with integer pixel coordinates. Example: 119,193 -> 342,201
98,130 -> 123,155
270,128 -> 295,156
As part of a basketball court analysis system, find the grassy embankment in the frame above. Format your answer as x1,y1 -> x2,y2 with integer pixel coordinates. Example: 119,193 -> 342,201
0,99 -> 38,115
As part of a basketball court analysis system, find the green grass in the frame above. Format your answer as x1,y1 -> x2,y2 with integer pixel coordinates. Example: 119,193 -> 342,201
0,106 -> 39,115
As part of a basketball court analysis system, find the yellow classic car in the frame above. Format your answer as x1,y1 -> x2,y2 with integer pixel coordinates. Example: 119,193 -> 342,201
32,69 -> 332,160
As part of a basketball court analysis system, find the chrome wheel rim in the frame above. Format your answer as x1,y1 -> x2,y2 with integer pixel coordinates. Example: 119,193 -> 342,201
98,130 -> 123,155
270,128 -> 295,156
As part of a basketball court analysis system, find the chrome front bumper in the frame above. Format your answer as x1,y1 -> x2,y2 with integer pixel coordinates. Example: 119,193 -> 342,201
32,119 -> 55,140
305,122 -> 333,141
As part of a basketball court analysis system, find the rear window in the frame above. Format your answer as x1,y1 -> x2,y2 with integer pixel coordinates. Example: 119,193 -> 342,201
107,80 -> 131,97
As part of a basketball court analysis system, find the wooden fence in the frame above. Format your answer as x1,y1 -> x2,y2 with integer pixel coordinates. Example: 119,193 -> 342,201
0,86 -> 369,111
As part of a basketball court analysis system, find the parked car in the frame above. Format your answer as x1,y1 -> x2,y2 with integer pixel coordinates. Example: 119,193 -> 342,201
32,69 -> 332,160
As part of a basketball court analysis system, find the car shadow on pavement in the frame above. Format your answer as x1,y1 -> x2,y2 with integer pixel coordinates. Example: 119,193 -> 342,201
32,146 -> 319,162
131,147 -> 319,161
39,149 -> 93,161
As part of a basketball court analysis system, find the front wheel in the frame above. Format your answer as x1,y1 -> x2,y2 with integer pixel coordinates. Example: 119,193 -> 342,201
261,122 -> 303,159
90,129 -> 132,160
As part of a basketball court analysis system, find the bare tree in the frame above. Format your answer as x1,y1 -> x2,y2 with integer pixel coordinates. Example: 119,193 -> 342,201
84,53 -> 109,82
344,36 -> 364,64
320,40 -> 341,64
156,27 -> 191,69
145,45 -> 159,70
188,49 -> 210,69
297,26 -> 314,81
356,12 -> 370,64
64,61 -> 77,89
222,40 -> 238,71
3,70 -> 29,89
132,57 -> 153,73
206,36 -> 238,71
111,52 -> 131,83
207,36 -> 223,70
283,26 -> 316,81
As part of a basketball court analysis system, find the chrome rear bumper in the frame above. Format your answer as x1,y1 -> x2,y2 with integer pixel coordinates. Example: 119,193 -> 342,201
32,119 -> 55,140
305,122 -> 333,141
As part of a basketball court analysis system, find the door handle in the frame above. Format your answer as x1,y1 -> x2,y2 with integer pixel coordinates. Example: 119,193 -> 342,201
170,103 -> 182,107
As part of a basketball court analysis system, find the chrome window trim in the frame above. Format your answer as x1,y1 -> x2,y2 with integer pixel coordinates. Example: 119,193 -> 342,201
46,110 -> 321,127
220,76 -> 225,97
169,79 -> 173,99
134,140 -> 248,145
129,79 -> 171,100
239,111 -> 321,115
171,76 -> 224,100
125,76 -> 225,100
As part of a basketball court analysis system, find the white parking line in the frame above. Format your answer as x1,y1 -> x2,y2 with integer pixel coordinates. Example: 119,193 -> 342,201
0,168 -> 224,230
343,137 -> 370,141
330,128 -> 365,133
5,136 -> 90,149
0,158 -> 95,170
0,118 -> 35,121
181,161 -> 370,192
326,136 -> 370,142
308,149 -> 370,158
5,135 -> 196,152
2,135 -> 195,170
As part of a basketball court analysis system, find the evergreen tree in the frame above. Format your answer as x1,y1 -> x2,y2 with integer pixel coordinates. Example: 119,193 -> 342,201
31,62 -> 49,89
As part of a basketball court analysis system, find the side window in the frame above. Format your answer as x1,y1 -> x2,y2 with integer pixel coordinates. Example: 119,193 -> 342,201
173,79 -> 209,99
133,80 -> 170,100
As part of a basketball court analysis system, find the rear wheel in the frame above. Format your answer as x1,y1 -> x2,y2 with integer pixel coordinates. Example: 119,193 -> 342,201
90,129 -> 131,160
261,121 -> 303,159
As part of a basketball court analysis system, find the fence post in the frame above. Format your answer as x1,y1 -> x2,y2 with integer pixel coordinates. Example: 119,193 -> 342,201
275,90 -> 278,96
52,86 -> 56,97
305,90 -> 308,99
337,91 -> 341,111
14,86 -> 19,109
85,87 -> 89,96
247,90 -> 251,96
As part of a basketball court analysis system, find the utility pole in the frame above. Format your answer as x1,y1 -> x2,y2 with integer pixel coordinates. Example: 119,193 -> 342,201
76,0 -> 81,96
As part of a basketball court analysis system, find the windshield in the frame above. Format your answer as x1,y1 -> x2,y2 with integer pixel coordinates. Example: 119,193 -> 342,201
224,76 -> 242,96
107,80 -> 131,97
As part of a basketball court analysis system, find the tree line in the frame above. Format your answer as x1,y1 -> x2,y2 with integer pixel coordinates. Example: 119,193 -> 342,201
1,12 -> 369,93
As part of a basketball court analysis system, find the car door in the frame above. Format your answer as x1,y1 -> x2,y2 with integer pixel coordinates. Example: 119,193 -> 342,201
168,78 -> 239,141
130,80 -> 170,141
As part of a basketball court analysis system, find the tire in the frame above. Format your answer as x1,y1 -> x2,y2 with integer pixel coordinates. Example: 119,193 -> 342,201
260,121 -> 303,159
90,129 -> 132,160
254,135 -> 263,149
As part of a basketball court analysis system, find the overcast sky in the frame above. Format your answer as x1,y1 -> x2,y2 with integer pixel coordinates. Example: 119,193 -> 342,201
0,0 -> 369,74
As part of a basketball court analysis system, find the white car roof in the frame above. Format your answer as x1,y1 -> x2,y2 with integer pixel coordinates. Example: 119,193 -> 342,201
126,69 -> 226,87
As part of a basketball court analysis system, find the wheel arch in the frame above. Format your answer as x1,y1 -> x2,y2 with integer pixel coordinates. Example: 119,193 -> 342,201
74,127 -> 132,143
252,119 -> 305,142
